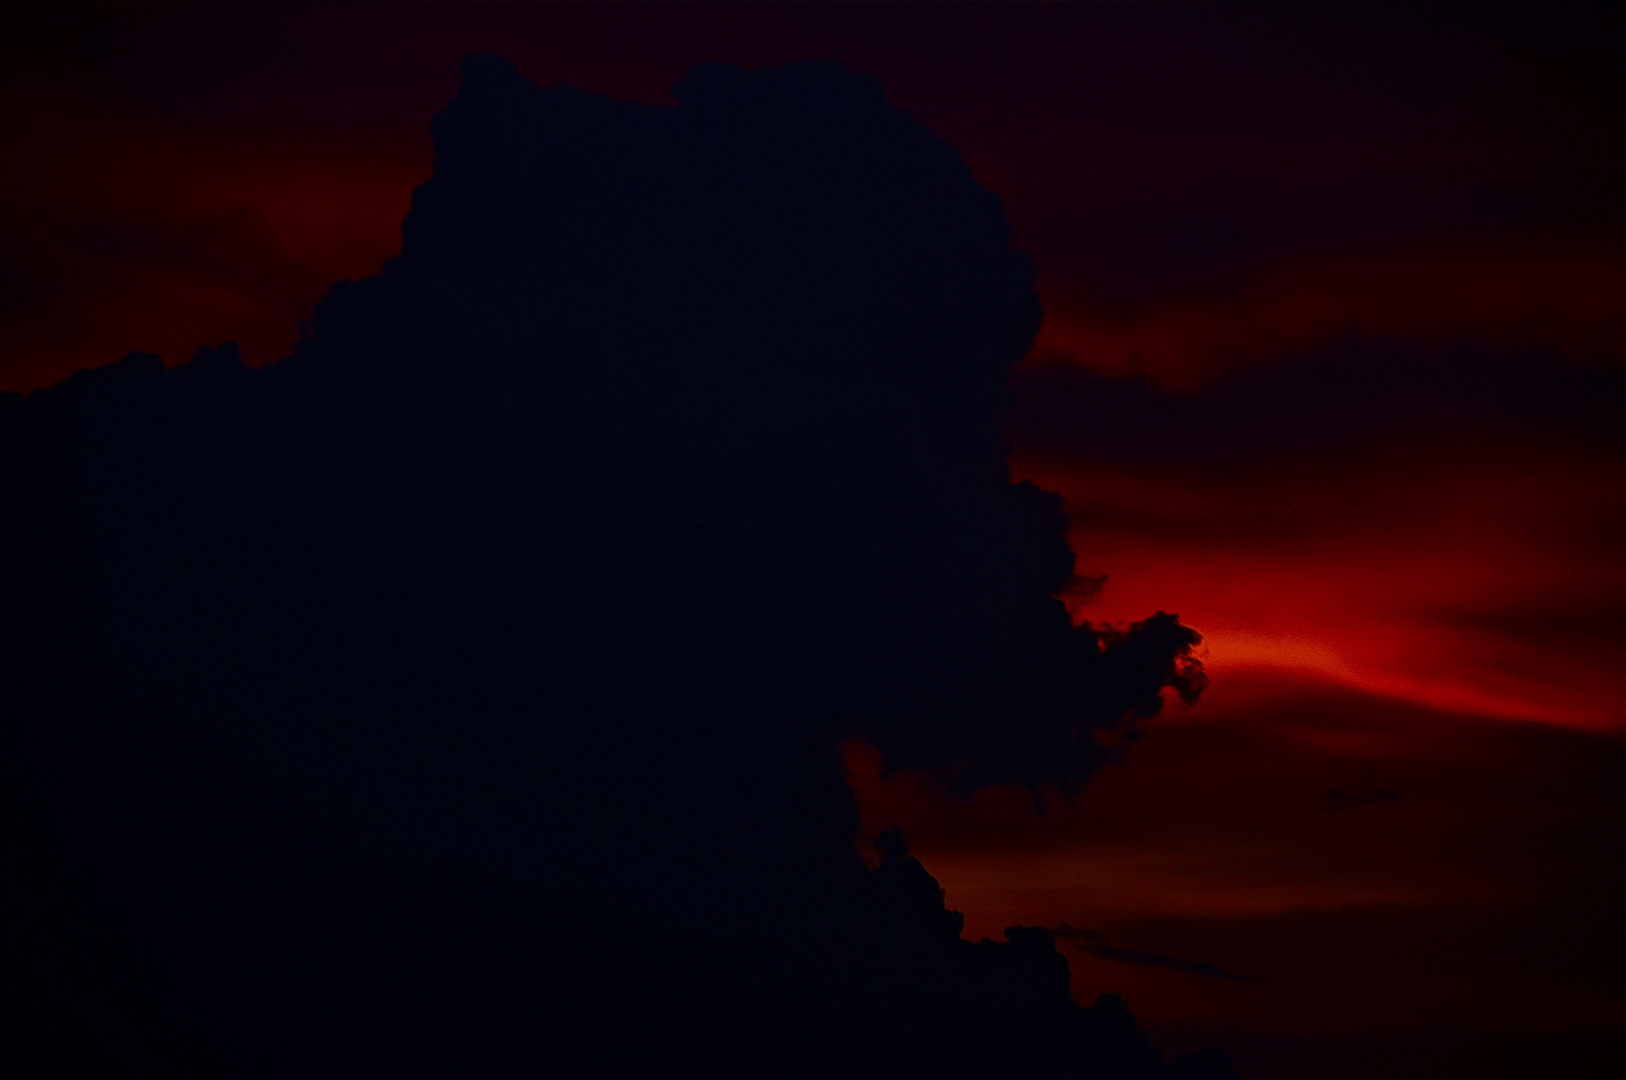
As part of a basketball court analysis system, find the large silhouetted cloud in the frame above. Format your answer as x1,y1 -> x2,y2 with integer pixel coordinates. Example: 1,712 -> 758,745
3,56 -> 1218,1077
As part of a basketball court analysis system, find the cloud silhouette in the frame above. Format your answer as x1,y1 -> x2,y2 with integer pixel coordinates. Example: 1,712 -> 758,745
3,55 -> 1217,1078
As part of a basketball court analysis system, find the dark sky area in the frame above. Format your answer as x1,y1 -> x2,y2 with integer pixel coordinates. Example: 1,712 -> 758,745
3,5 -> 1623,1079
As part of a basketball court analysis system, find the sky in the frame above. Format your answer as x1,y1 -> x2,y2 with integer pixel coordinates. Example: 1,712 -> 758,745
4,4 -> 1622,1078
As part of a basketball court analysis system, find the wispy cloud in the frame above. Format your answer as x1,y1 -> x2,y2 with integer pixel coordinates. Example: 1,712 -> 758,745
1064,933 -> 1267,984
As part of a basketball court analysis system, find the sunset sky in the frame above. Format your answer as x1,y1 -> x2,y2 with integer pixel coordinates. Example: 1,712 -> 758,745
4,5 -> 1621,1077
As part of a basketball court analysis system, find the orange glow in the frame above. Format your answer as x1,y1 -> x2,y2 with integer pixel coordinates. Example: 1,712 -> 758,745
839,368 -> 1625,1058
1013,440 -> 1625,734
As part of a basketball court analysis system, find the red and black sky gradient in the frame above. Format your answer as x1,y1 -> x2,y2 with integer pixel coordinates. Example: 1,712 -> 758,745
4,5 -> 1621,1078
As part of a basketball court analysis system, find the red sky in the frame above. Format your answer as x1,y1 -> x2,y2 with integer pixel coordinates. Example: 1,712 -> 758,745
4,5 -> 1621,1076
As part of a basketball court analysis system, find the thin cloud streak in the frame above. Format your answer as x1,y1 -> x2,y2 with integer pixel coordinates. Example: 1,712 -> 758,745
1075,943 -> 1266,986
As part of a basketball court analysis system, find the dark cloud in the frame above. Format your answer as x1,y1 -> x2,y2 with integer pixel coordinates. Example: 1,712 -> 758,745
3,56 -> 1214,1077
1053,924 -> 1108,942
1079,943 -> 1266,986
1442,602 -> 1626,666
1062,930 -> 1265,985
1329,788 -> 1401,811
1006,340 -> 1626,474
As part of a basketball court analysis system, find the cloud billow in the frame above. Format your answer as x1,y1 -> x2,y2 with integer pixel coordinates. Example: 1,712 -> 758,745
3,56 -> 1217,1078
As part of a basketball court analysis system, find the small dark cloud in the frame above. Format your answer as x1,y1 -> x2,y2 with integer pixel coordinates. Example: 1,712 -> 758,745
1442,603 -> 1626,663
1075,941 -> 1267,985
1059,925 -> 1264,984
1005,340 -> 1626,473
1052,923 -> 1107,942
1329,787 -> 1401,810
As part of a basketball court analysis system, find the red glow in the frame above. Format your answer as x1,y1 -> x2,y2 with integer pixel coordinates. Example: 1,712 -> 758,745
841,673 -> 1624,1065
1014,440 -> 1624,734
6,9 -> 1619,1075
